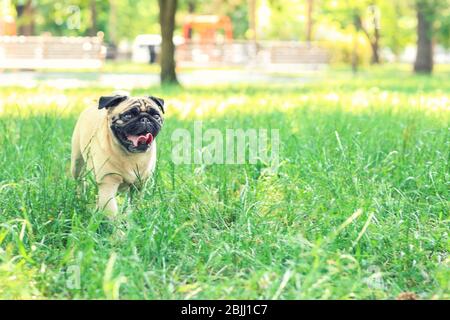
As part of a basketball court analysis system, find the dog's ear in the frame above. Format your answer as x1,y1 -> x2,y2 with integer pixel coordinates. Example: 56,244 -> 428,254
98,95 -> 127,110
149,96 -> 165,114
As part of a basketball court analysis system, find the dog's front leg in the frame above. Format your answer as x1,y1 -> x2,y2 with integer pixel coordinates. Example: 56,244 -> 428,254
97,175 -> 123,216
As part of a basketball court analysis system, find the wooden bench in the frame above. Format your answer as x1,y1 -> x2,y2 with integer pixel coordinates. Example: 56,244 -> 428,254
269,43 -> 329,64
176,40 -> 329,67
0,35 -> 105,69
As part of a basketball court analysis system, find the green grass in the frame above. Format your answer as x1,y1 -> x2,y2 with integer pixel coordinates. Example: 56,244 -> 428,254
0,67 -> 449,299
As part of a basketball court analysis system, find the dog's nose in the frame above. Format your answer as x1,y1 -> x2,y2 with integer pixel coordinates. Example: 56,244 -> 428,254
140,117 -> 150,124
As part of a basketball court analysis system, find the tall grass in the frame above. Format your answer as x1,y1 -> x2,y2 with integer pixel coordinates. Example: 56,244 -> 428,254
0,68 -> 448,299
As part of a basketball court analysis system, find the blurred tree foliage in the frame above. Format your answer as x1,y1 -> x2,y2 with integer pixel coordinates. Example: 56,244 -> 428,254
8,0 -> 450,56
11,0 -> 160,43
423,0 -> 450,48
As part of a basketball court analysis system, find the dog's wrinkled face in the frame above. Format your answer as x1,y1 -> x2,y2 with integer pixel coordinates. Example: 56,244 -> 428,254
99,95 -> 164,153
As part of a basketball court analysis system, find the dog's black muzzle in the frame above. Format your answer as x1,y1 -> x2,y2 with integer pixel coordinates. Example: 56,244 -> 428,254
112,114 -> 163,153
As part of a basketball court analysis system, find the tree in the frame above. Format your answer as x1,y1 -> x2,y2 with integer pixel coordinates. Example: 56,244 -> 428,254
414,0 -> 433,73
15,0 -> 35,35
88,0 -> 98,36
248,0 -> 257,41
351,11 -> 361,73
356,4 -> 381,64
158,0 -> 179,85
321,0 -> 382,66
413,0 -> 450,74
187,0 -> 196,13
306,0 -> 314,43
108,0 -> 117,45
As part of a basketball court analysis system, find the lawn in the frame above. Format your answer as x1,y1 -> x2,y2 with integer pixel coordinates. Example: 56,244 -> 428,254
0,67 -> 448,299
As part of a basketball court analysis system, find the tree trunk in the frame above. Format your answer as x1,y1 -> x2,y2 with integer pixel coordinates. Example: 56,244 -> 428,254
158,0 -> 179,85
109,0 -> 117,45
352,31 -> 359,74
352,13 -> 360,73
414,1 -> 433,74
306,0 -> 314,43
88,0 -> 98,36
248,0 -> 257,42
16,0 -> 35,36
357,9 -> 381,65
370,4 -> 380,64
188,1 -> 196,13
371,28 -> 380,64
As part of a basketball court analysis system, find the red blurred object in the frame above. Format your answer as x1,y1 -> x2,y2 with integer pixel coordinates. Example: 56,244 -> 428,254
183,15 -> 233,42
0,12 -> 16,36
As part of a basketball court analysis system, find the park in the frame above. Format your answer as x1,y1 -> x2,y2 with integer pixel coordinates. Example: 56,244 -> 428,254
0,0 -> 448,300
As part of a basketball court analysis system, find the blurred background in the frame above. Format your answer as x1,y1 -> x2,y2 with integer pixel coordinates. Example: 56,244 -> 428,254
0,0 -> 449,87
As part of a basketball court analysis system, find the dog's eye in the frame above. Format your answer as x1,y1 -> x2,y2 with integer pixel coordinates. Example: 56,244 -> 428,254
153,114 -> 161,121
122,114 -> 133,121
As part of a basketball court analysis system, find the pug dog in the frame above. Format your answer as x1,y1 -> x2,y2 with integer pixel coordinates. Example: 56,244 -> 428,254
71,94 -> 164,215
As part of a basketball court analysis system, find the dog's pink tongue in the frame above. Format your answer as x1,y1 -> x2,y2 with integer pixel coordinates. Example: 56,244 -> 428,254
127,133 -> 153,147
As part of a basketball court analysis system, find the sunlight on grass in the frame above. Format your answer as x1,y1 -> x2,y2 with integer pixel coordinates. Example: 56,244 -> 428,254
0,241 -> 43,299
